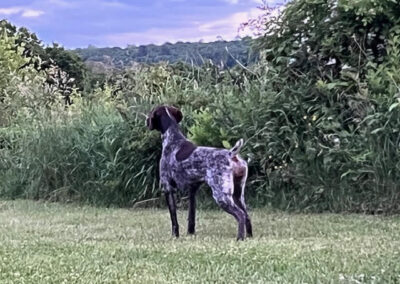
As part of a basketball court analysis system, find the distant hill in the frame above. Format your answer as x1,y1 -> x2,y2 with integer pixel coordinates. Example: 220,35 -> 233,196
73,38 -> 257,70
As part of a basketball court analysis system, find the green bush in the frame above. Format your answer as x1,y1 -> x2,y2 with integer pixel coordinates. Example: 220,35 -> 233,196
204,0 -> 400,212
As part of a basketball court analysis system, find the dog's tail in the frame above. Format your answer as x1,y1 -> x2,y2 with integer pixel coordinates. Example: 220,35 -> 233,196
229,138 -> 244,157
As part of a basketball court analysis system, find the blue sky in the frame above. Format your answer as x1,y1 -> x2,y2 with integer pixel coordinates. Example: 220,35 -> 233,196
0,0 -> 282,48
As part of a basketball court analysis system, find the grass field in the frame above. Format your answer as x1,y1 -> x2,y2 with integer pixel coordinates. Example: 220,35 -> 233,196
0,200 -> 399,283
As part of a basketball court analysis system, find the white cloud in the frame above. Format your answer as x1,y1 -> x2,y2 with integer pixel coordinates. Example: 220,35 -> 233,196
222,0 -> 281,5
0,6 -> 44,18
199,8 -> 259,30
101,1 -> 131,8
0,7 -> 23,15
46,0 -> 75,7
21,9 -> 45,18
103,8 -> 264,46
223,0 -> 239,4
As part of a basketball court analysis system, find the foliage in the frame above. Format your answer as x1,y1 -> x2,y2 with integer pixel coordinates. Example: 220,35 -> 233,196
240,0 -> 400,212
1,0 -> 400,213
0,19 -> 46,59
0,20 -> 95,94
188,108 -> 230,148
0,20 -> 83,111
0,31 -> 54,126
74,38 -> 257,69
44,44 -> 89,91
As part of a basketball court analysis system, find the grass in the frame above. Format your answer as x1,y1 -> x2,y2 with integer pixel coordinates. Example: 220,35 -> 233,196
0,200 -> 399,283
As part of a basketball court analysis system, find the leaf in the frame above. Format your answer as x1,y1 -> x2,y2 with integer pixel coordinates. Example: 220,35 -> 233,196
222,140 -> 231,149
371,127 -> 384,134
389,102 -> 399,112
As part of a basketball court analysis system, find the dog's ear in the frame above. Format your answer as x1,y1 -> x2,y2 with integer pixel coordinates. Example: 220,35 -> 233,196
146,110 -> 156,130
166,106 -> 183,124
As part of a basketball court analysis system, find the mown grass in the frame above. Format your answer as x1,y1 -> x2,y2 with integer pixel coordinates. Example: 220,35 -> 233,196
0,200 -> 399,283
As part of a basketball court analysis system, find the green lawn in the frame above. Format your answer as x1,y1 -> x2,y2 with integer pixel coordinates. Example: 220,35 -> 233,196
0,200 -> 399,283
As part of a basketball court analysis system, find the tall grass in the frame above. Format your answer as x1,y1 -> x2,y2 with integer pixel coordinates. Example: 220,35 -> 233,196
0,101 -> 161,206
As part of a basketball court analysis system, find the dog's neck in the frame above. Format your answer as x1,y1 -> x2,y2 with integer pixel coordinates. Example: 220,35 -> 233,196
162,123 -> 186,149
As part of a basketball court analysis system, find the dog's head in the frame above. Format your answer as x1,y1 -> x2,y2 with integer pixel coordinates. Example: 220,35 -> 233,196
146,105 -> 183,133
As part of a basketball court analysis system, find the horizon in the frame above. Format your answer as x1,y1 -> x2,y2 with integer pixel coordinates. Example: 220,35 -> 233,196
0,0 -> 283,49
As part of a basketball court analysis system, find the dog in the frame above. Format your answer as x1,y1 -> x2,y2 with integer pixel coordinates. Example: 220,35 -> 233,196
146,105 -> 252,240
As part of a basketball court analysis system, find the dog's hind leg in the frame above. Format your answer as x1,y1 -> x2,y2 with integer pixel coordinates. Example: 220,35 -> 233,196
207,171 -> 246,240
233,170 -> 252,238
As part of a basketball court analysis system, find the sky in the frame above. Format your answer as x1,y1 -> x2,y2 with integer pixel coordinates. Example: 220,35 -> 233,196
0,0 -> 283,48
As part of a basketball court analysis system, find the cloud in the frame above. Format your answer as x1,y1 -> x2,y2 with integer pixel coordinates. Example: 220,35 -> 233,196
102,7 -> 264,46
0,7 -> 23,16
222,0 -> 281,5
223,0 -> 239,4
46,0 -> 75,7
21,9 -> 45,18
198,8 -> 263,34
0,6 -> 44,18
100,1 -> 132,9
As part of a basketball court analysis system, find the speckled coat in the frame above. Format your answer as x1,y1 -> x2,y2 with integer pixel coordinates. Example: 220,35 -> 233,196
160,123 -> 246,201
147,105 -> 252,240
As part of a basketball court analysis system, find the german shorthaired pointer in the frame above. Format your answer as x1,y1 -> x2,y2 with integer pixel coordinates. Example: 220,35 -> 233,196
146,105 -> 252,240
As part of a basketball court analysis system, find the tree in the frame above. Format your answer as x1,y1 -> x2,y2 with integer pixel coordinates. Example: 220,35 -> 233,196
45,44 -> 89,91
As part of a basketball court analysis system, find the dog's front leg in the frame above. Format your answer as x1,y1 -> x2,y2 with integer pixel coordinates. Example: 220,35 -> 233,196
165,191 -> 179,238
187,183 -> 200,235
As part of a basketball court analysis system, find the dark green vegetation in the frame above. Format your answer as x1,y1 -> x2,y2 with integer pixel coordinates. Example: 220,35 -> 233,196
1,0 -> 400,213
0,200 -> 399,283
74,39 -> 255,69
